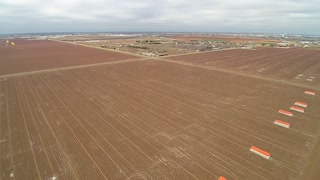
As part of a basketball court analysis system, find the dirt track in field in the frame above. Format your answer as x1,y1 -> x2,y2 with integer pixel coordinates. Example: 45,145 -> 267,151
1,39 -> 320,180
1,60 -> 320,180
172,36 -> 281,43
165,48 -> 320,88
0,39 -> 140,75
0,58 -> 148,78
2,42 -> 318,92
156,58 -> 320,91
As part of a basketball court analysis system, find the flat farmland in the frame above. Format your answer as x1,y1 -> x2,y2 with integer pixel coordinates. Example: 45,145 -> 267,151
172,36 -> 281,43
0,39 -> 140,75
165,48 -> 320,87
1,60 -> 320,180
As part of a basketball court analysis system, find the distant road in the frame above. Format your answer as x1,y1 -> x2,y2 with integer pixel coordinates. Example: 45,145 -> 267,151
0,58 -> 148,78
2,40 -> 319,91
155,58 -> 320,91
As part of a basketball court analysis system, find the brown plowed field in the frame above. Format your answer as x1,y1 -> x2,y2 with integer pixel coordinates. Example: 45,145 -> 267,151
165,48 -> 320,87
172,36 -> 281,43
0,39 -> 140,75
1,60 -> 320,180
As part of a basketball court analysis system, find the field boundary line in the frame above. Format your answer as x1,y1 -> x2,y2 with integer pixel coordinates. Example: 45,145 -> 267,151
50,39 -> 147,58
165,48 -> 243,58
0,58 -> 148,78
3,40 -> 319,92
155,58 -> 320,91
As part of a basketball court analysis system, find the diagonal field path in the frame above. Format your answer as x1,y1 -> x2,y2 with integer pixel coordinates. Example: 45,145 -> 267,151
1,40 -> 319,93
1,39 -> 320,179
0,58 -> 148,78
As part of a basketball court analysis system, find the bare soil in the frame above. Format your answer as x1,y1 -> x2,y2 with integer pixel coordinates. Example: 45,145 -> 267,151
0,39 -> 139,75
165,48 -> 320,87
172,35 -> 281,43
301,136 -> 320,180
1,40 -> 320,179
1,60 -> 320,180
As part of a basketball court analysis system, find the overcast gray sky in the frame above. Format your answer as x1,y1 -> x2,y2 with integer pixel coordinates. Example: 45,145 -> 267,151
0,0 -> 319,34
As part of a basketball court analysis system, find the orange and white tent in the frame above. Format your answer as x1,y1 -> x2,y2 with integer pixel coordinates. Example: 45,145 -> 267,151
294,101 -> 307,108
278,109 -> 293,116
274,120 -> 290,128
250,146 -> 271,160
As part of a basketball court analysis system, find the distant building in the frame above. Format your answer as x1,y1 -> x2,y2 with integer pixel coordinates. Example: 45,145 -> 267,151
277,43 -> 288,47
141,52 -> 156,57
301,41 -> 311,44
